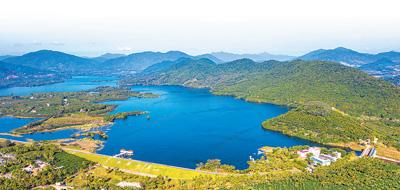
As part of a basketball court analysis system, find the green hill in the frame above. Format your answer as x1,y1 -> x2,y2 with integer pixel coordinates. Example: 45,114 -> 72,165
129,58 -> 400,118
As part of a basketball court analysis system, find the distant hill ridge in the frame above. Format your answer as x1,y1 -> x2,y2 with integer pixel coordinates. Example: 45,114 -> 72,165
3,50 -> 96,74
298,47 -> 400,67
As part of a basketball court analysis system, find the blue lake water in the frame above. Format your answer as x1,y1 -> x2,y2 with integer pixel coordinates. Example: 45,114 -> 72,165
0,78 -> 318,169
0,76 -> 117,96
98,85 -> 317,169
0,116 -> 80,141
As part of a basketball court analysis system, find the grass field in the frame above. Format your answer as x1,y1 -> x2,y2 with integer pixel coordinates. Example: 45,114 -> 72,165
64,148 -> 214,179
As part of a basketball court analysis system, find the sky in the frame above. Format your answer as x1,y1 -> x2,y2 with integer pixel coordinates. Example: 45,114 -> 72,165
0,0 -> 399,57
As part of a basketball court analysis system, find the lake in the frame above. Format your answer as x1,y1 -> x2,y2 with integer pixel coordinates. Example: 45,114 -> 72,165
0,78 -> 317,169
99,85 -> 317,169
0,76 -> 118,96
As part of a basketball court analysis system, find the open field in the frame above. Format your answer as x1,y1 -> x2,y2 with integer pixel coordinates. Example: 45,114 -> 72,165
64,148 -> 215,179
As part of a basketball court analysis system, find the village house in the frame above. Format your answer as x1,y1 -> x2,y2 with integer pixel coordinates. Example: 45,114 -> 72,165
116,181 -> 143,189
22,160 -> 50,174
0,158 -> 5,166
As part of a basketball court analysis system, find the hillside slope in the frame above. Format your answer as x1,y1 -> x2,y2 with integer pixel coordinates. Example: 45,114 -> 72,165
0,61 -> 63,88
130,58 -> 400,118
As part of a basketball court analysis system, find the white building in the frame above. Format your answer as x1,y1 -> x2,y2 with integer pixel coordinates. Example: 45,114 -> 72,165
297,147 -> 321,158
311,151 -> 342,166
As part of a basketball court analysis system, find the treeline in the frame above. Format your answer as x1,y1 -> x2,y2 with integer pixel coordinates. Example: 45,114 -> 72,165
103,111 -> 148,122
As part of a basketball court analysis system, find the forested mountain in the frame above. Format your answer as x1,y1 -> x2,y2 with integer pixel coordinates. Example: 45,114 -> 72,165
125,58 -> 400,150
211,51 -> 294,62
0,61 -> 63,88
131,58 -> 400,117
91,53 -> 125,62
2,50 -> 97,74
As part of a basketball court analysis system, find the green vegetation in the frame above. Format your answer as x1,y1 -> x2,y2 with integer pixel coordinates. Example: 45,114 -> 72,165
263,101 -> 400,150
2,143 -> 396,189
0,142 -> 93,189
104,111 -> 148,122
196,159 -> 237,173
68,166 -> 181,190
124,58 -> 400,153
0,86 -> 156,118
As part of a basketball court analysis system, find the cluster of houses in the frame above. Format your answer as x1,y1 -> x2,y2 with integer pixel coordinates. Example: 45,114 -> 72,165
297,147 -> 341,166
22,160 -> 50,174
0,152 -> 15,166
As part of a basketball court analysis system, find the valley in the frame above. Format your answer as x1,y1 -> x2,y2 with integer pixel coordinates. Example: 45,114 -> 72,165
0,48 -> 399,189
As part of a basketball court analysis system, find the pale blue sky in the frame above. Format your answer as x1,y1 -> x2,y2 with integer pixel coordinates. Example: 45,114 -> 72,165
0,0 -> 399,56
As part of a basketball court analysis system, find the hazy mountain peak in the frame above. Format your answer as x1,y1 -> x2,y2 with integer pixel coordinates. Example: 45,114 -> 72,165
210,51 -> 294,62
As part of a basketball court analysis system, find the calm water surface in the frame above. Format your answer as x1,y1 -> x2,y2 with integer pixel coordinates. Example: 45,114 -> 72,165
0,76 -> 117,96
98,85 -> 317,169
0,78 -> 318,169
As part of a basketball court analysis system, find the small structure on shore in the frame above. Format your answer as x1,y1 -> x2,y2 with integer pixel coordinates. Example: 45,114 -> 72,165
113,149 -> 134,158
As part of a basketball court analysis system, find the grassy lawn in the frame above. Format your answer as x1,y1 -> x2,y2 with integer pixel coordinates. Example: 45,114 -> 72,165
14,113 -> 110,134
64,148 -> 213,179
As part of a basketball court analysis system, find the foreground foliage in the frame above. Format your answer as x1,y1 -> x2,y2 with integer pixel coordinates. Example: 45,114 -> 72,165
0,142 -> 93,189
252,158 -> 400,190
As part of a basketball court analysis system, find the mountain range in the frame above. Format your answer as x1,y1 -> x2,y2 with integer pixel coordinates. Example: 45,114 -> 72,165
210,51 -> 295,62
298,47 -> 400,67
1,47 -> 400,87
